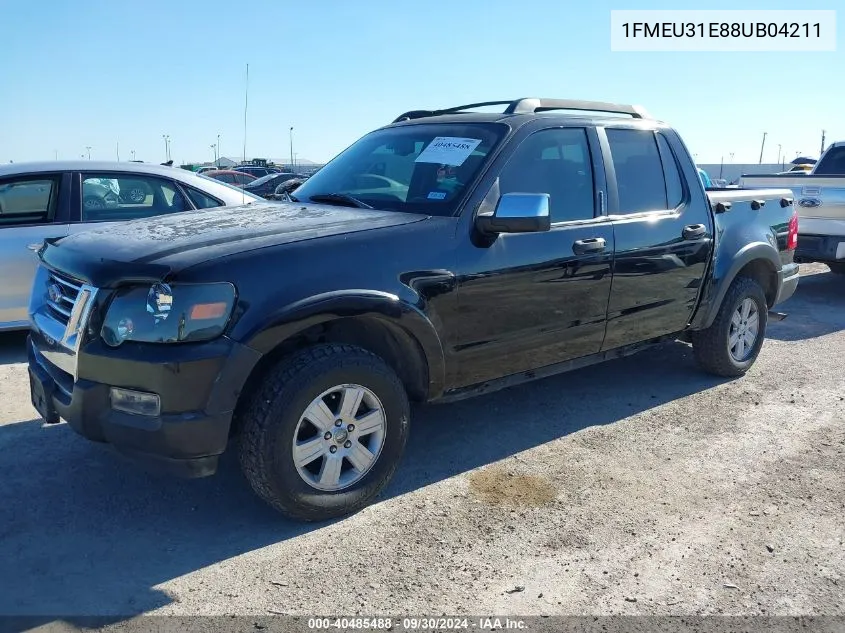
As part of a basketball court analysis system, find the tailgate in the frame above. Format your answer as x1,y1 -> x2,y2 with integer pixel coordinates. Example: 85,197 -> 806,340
740,175 -> 845,233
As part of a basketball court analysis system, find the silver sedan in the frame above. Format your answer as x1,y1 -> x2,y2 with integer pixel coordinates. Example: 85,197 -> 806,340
0,161 -> 263,331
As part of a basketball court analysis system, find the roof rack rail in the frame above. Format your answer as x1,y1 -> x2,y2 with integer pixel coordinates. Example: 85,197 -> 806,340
392,98 -> 651,123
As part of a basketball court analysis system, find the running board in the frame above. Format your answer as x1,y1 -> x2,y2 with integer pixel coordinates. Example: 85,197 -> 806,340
768,311 -> 788,321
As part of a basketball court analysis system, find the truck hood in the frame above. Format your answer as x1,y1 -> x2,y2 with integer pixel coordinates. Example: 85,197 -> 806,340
40,202 -> 425,287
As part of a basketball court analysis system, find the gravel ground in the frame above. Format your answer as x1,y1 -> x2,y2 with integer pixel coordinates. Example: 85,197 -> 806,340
0,263 -> 843,624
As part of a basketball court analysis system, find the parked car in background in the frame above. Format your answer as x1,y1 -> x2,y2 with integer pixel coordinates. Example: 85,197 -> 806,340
27,98 -> 799,522
196,166 -> 219,175
776,164 -> 813,175
243,172 -> 308,199
0,161 -> 262,331
231,165 -> 282,178
203,169 -> 257,188
739,141 -> 845,273
269,176 -> 308,200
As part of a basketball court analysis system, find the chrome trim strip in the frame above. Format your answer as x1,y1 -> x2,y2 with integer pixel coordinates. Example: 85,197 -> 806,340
50,275 -> 82,292
48,302 -> 72,318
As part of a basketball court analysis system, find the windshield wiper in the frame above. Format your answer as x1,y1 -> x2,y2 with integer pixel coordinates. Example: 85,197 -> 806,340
306,193 -> 373,209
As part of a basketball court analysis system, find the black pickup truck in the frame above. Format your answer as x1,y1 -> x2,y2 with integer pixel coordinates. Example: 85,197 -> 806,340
28,98 -> 800,521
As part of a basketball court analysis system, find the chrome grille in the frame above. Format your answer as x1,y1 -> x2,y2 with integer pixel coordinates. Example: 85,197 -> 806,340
30,265 -> 99,381
46,272 -> 82,325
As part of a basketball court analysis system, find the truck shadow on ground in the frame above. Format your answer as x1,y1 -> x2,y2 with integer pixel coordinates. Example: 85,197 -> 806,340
765,268 -> 845,342
0,339 -> 730,623
0,331 -> 27,365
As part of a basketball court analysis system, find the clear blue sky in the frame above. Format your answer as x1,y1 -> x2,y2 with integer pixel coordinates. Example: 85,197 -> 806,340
0,0 -> 840,166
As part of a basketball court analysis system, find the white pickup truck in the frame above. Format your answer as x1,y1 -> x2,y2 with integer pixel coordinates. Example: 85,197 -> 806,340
739,142 -> 845,273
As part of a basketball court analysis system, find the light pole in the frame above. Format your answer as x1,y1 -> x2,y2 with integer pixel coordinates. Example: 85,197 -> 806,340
217,134 -> 220,165
54,150 -> 58,161
777,144 -> 782,166
130,150 -> 136,161
729,152 -> 735,163
211,144 -> 217,163
162,134 -> 171,161
85,146 -> 92,160
289,127 -> 294,171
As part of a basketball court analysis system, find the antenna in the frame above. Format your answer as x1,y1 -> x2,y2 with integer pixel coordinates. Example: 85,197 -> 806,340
242,63 -> 249,205
242,63 -> 249,164
821,129 -> 826,156
758,132 -> 767,164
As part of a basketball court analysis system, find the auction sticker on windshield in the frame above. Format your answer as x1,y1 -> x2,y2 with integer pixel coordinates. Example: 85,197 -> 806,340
415,137 -> 482,166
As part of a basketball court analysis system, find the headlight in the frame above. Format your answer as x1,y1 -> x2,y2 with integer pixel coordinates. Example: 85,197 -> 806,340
101,282 -> 236,347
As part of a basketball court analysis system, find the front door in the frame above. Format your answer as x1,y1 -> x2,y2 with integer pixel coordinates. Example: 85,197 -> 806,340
452,126 -> 614,388
601,127 -> 713,350
0,173 -> 69,328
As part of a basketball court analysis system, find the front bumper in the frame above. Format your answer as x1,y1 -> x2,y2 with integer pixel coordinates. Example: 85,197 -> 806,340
28,329 -> 261,477
774,262 -> 800,306
794,234 -> 845,264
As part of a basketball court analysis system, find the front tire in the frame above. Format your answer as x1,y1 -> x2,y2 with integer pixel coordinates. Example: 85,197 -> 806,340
691,276 -> 768,377
238,344 -> 410,521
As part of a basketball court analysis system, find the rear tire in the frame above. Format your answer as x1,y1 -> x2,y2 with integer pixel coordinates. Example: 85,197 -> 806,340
828,263 -> 845,275
691,276 -> 768,377
238,344 -> 410,521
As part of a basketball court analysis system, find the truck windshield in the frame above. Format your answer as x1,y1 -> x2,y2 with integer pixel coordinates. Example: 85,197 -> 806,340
292,122 -> 506,216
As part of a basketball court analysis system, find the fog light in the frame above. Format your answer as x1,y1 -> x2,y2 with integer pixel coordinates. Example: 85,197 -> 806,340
109,387 -> 161,417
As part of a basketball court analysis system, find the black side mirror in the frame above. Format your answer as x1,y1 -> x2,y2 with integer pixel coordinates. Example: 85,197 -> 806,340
475,192 -> 551,235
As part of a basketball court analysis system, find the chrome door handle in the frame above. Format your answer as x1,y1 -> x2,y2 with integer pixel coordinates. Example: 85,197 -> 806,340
572,237 -> 607,255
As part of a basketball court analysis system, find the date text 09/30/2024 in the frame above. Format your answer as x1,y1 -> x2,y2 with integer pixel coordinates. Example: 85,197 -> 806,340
621,22 -> 821,38
306,617 -> 527,630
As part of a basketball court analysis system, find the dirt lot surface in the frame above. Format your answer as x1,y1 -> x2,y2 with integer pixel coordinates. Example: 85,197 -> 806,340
0,263 -> 843,625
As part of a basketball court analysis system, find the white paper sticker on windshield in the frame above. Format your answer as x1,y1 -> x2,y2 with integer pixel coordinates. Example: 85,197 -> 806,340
415,137 -> 482,166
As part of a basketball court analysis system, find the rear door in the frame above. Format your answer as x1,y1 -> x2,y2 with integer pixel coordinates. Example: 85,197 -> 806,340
0,172 -> 70,327
453,125 -> 615,388
601,127 -> 713,349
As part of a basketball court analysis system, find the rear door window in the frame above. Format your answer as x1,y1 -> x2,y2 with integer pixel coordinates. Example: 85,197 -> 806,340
80,174 -> 189,221
606,129 -> 670,214
0,176 -> 59,226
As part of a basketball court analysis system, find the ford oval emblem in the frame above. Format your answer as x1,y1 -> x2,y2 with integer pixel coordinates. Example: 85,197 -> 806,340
47,283 -> 63,303
797,198 -> 822,208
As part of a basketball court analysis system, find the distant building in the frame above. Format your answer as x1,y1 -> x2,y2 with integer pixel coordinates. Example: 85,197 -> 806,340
214,156 -> 237,168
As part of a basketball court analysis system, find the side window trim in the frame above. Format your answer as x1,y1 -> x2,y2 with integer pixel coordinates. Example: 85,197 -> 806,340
174,182 -> 198,210
655,132 -> 689,211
